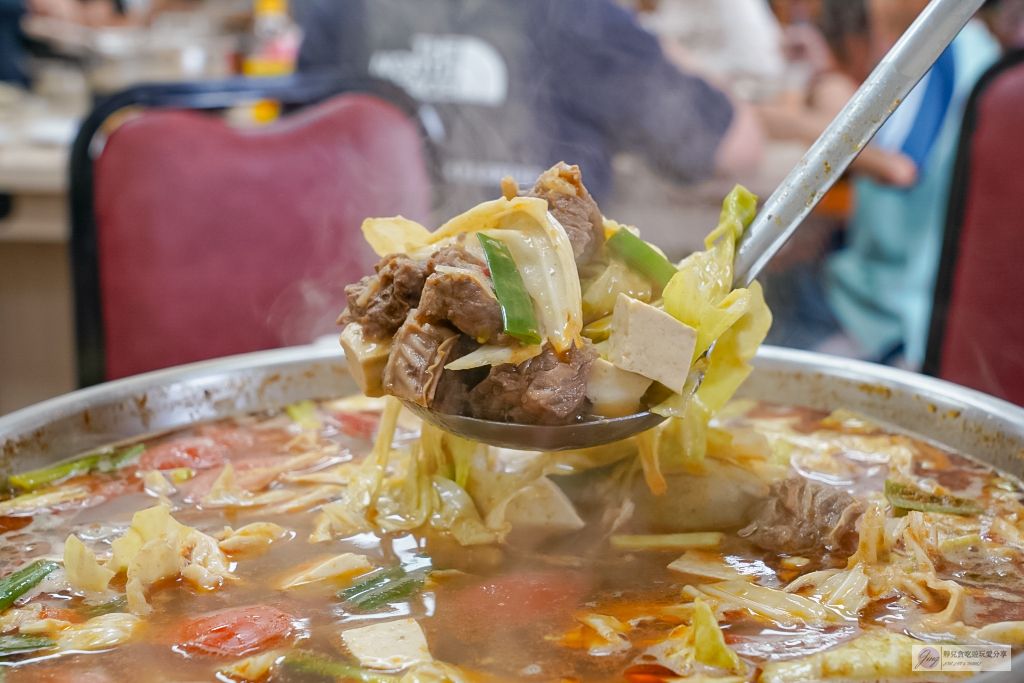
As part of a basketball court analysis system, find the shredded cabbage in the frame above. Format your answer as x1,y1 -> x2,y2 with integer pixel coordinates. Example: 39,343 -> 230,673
582,258 -> 653,322
639,187 -> 770,477
361,216 -> 434,256
692,596 -> 743,671
444,343 -> 543,371
759,630 -> 923,683
481,224 -> 581,353
64,535 -> 115,594
56,613 -> 142,651
698,580 -> 850,626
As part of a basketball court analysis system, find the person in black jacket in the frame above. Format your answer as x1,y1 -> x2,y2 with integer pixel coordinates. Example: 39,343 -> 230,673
292,0 -> 762,216
0,0 -> 29,86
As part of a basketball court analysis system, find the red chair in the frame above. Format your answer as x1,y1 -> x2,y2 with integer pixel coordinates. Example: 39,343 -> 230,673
70,76 -> 432,385
924,50 -> 1024,404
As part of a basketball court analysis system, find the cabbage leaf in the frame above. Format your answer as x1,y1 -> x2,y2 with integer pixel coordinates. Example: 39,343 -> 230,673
444,343 -> 543,371
645,187 -> 770,474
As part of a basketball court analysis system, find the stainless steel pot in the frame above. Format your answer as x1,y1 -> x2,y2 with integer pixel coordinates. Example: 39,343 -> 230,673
1,344 -> 1022,681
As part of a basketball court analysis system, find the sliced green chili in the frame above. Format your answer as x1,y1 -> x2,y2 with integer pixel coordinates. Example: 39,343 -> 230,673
0,635 -> 55,658
477,233 -> 541,345
97,444 -> 146,473
0,560 -> 60,612
10,444 -> 147,492
605,228 -> 678,289
884,480 -> 984,516
79,594 -> 128,619
338,557 -> 431,612
283,651 -> 399,683
9,454 -> 104,492
338,567 -> 403,602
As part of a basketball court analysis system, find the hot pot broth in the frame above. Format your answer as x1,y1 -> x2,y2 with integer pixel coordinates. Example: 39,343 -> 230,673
0,397 -> 1022,682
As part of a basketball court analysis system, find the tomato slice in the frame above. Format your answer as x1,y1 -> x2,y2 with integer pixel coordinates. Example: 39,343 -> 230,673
197,425 -> 256,452
446,571 -> 587,629
173,605 -> 294,657
333,411 -> 380,440
139,438 -> 228,471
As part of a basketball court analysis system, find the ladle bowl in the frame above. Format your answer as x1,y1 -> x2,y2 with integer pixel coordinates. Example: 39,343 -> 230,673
401,401 -> 666,451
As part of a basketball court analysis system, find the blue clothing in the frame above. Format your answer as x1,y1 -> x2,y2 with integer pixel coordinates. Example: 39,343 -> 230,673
0,0 -> 27,87
292,0 -> 734,214
825,22 -> 1000,368
873,45 -> 957,171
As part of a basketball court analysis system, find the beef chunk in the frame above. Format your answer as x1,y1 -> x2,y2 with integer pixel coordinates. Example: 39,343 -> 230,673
420,269 -> 505,344
433,336 -> 490,416
341,254 -> 428,339
525,163 -> 604,266
420,243 -> 508,343
427,243 -> 485,272
382,310 -> 458,407
739,478 -> 865,556
468,342 -> 597,425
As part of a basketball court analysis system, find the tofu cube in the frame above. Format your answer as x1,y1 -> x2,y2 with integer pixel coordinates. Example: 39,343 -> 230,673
340,323 -> 392,398
499,476 -> 585,533
607,294 -> 697,394
341,618 -> 432,670
586,358 -> 654,417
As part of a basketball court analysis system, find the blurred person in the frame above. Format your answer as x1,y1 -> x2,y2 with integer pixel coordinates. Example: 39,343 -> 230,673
980,0 -> 1024,50
766,0 -> 1000,369
291,0 -> 764,217
758,2 -> 918,186
0,0 -> 106,86
0,0 -> 29,86
636,0 -> 787,87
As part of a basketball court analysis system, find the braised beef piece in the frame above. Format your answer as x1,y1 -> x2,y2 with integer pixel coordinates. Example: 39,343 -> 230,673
468,342 -> 597,425
427,243 -> 485,272
341,254 -> 428,339
433,336 -> 490,416
523,163 -> 604,266
420,246 -> 507,344
739,478 -> 865,556
382,310 -> 458,407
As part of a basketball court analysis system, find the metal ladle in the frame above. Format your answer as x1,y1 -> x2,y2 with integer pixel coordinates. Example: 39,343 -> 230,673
406,0 -> 985,451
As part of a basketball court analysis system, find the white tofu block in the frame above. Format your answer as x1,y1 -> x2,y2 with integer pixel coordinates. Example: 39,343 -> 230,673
342,618 -> 432,670
340,324 -> 392,398
586,358 -> 654,417
500,476 -> 585,532
607,294 -> 697,394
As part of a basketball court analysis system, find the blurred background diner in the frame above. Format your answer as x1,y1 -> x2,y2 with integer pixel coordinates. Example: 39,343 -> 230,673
1,0 -> 1022,415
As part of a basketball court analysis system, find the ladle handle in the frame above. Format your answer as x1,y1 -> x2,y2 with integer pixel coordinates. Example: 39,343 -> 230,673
733,0 -> 986,288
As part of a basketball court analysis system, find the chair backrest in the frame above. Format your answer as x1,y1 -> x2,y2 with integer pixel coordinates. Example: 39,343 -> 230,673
924,50 -> 1024,404
71,76 -> 431,386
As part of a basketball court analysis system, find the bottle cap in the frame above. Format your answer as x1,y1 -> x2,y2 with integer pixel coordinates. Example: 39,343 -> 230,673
255,0 -> 287,14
